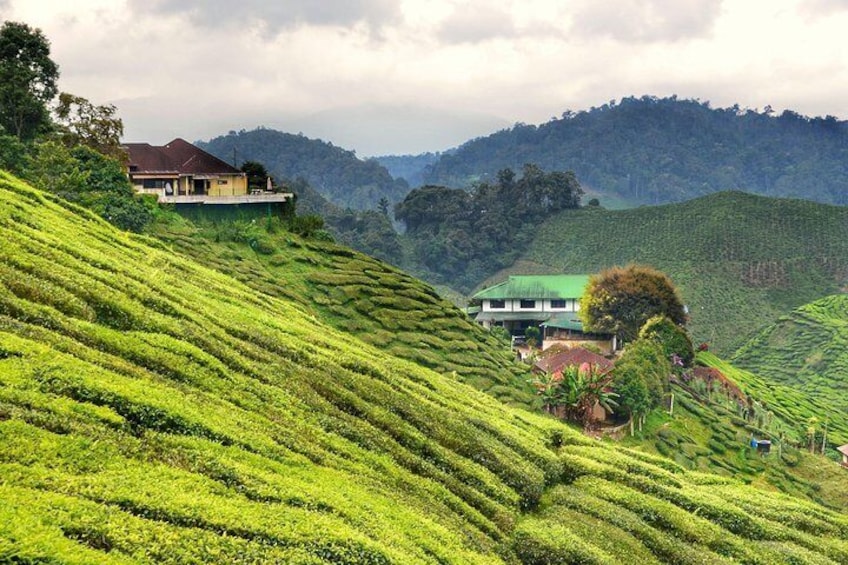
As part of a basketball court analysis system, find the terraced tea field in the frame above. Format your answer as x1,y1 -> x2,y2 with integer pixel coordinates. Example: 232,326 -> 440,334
153,218 -> 533,406
2,172 -> 848,563
731,294 -> 848,447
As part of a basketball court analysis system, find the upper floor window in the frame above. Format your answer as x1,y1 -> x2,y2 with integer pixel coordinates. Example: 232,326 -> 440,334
550,299 -> 567,309
489,299 -> 506,309
519,299 -> 536,309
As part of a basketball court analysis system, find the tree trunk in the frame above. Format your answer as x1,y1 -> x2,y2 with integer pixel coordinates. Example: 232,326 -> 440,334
669,393 -> 674,415
821,419 -> 828,454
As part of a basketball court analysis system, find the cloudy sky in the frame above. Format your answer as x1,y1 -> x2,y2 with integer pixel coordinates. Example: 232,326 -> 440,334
3,0 -> 848,156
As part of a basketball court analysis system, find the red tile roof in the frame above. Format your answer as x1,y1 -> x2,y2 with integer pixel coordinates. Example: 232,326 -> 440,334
534,347 -> 614,374
124,138 -> 241,176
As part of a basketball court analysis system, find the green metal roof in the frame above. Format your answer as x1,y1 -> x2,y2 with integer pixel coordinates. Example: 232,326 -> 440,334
541,314 -> 584,331
475,312 -> 553,322
473,275 -> 590,301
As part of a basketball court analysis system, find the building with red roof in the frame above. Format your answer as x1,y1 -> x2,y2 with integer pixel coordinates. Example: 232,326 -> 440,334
124,138 -> 291,205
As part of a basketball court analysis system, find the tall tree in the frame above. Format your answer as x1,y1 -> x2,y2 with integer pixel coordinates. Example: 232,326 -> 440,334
0,21 -> 59,141
54,92 -> 125,162
580,264 -> 686,343
241,160 -> 272,192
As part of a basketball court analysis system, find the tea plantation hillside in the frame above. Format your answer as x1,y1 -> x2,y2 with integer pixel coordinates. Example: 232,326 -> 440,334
731,294 -> 848,444
625,373 -> 848,511
150,217 -> 532,406
3,173 -> 848,563
505,191 -> 848,354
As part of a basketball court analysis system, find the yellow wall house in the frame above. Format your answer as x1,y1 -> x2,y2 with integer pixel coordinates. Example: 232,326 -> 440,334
124,138 -> 288,204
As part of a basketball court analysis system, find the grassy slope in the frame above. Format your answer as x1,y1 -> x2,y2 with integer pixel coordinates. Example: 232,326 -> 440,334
507,191 -> 848,354
731,294 -> 848,446
2,173 -> 848,563
150,217 -> 532,406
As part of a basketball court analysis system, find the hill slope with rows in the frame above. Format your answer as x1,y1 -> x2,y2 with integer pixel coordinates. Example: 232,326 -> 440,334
149,215 -> 532,406
2,172 -> 848,563
731,294 -> 848,442
501,191 -> 848,354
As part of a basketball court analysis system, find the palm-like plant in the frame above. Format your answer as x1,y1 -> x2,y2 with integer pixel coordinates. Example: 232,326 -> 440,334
531,362 -> 618,428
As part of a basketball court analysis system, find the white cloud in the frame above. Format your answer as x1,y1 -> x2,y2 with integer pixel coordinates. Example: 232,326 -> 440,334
570,0 -> 722,42
3,0 -> 848,154
436,3 -> 518,43
127,0 -> 402,35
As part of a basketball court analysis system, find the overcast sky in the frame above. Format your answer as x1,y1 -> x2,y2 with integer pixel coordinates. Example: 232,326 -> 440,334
3,0 -> 848,156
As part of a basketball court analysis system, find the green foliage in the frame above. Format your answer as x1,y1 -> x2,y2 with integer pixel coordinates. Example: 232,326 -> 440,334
530,364 -> 618,428
396,165 -> 583,292
0,21 -> 59,141
639,314 -> 694,369
422,95 -> 848,206
581,264 -> 686,343
240,159 -> 272,191
729,294 -> 848,448
287,213 -> 326,238
53,92 -> 125,162
613,339 -> 670,421
21,142 -> 151,233
0,133 -> 26,175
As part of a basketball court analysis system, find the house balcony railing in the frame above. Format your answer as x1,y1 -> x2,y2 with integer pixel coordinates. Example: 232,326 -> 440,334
158,192 -> 293,205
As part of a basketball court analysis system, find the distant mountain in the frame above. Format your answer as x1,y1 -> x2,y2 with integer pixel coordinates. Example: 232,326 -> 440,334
490,191 -> 848,354
371,152 -> 443,187
198,128 -> 408,210
421,95 -> 848,206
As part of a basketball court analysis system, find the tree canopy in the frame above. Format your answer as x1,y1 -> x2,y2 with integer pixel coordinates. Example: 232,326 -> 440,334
580,264 -> 686,343
0,21 -> 59,141
53,92 -> 124,161
395,164 -> 583,291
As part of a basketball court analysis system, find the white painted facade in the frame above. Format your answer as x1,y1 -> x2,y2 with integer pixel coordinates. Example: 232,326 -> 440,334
481,298 -> 579,313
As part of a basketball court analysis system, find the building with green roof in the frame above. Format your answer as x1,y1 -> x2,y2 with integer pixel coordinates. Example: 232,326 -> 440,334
472,275 -> 616,353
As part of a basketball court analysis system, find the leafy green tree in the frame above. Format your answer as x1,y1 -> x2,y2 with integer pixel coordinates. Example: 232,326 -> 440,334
525,326 -> 541,347
580,264 -> 686,343
23,140 -> 88,196
377,197 -> 389,216
23,141 -> 152,232
241,160 -> 271,192
638,314 -> 694,371
612,339 -> 671,433
0,21 -> 59,140
0,133 -> 27,174
53,92 -> 125,161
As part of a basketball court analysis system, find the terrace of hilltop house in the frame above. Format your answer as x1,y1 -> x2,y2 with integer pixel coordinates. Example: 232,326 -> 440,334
471,274 -> 617,354
123,138 -> 293,205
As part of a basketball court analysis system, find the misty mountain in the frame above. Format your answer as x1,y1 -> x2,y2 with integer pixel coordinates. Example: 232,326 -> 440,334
414,95 -> 848,207
198,128 -> 408,210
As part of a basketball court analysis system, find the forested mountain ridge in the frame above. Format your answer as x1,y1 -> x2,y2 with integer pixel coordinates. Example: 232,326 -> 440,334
5,172 -> 848,563
198,128 -> 408,210
420,95 -> 848,206
492,191 -> 848,355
